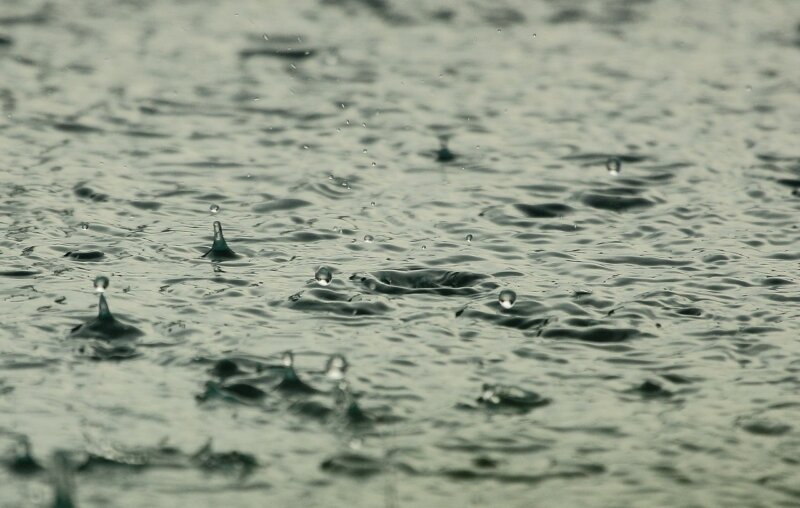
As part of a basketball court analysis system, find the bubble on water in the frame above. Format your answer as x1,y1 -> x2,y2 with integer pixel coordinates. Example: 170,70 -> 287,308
498,289 -> 517,309
80,222 -> 89,230
363,235 -> 374,243
209,204 -> 220,214
93,276 -> 109,293
606,157 -> 621,176
325,354 -> 348,380
315,266 -> 333,286
466,234 -> 473,243
282,351 -> 294,368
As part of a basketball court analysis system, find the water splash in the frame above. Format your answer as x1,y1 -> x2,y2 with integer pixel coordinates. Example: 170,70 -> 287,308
606,157 -> 621,176
315,266 -> 333,286
50,451 -> 76,508
202,221 -> 238,260
70,277 -> 143,341
498,289 -> 517,310
275,351 -> 318,394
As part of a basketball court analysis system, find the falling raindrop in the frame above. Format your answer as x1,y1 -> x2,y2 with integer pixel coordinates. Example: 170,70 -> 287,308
363,235 -> 374,243
466,234 -> 473,243
93,276 -> 109,293
209,204 -> 220,214
80,222 -> 89,230
282,351 -> 294,368
498,289 -> 517,309
315,266 -> 333,286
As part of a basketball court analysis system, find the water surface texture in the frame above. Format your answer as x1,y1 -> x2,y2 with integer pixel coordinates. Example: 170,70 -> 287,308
2,0 -> 800,506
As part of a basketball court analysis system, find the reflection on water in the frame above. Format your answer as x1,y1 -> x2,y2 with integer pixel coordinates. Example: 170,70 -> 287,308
1,0 -> 800,506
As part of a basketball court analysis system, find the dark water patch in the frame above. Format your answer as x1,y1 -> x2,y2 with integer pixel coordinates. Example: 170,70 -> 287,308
354,268 -> 489,296
73,184 -> 108,202
676,307 -> 703,317
543,326 -> 646,343
129,200 -> 162,210
0,270 -> 39,277
627,380 -> 673,399
4,438 -> 44,475
0,5 -> 50,25
597,256 -> 691,267
64,251 -> 105,261
514,203 -> 573,218
582,192 -> 654,212
762,277 -> 792,286
438,464 -> 604,484
54,122 -> 103,134
192,441 -> 258,477
70,294 -> 143,341
0,34 -> 12,46
239,47 -> 316,60
252,198 -> 311,213
468,384 -> 551,414
288,289 -> 391,317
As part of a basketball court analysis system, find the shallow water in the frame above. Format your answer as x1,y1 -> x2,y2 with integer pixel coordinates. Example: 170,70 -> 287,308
1,0 -> 800,506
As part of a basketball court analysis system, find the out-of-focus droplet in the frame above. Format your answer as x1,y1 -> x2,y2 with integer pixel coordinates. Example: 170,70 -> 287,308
263,34 -> 269,41
282,351 -> 294,368
363,235 -> 374,243
606,157 -> 621,176
93,276 -> 109,293
532,33 -> 537,38
209,204 -> 220,214
498,289 -> 517,309
370,201 -> 376,207
362,148 -> 367,153
325,354 -> 348,380
315,266 -> 333,286
371,161 -> 377,166
466,234 -> 473,243
80,222 -> 89,230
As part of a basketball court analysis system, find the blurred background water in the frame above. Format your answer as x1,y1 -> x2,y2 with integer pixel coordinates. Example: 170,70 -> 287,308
1,0 -> 800,506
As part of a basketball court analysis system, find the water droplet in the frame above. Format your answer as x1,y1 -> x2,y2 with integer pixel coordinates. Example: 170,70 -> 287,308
325,354 -> 348,380
532,33 -> 537,38
282,351 -> 294,368
363,235 -> 374,243
209,204 -> 220,214
315,266 -> 333,286
466,234 -> 473,243
421,245 -> 427,250
498,289 -> 517,309
263,34 -> 269,41
362,122 -> 366,128
371,161 -> 376,166
606,157 -> 621,176
80,222 -> 89,230
93,276 -> 109,293
362,148 -> 367,153
370,201 -> 376,207
345,119 -> 350,125
340,103 -> 346,109
497,28 -> 502,32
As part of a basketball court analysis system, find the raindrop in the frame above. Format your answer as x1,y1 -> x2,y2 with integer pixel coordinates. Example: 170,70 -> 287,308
371,161 -> 377,166
370,201 -> 376,207
80,222 -> 89,230
497,28 -> 502,32
362,122 -> 366,128
363,235 -> 374,243
606,157 -> 621,176
315,266 -> 333,286
498,289 -> 517,309
325,354 -> 348,380
362,148 -> 368,154
282,351 -> 294,368
263,34 -> 269,41
209,204 -> 220,214
466,234 -> 473,243
93,276 -> 109,293
532,33 -> 537,38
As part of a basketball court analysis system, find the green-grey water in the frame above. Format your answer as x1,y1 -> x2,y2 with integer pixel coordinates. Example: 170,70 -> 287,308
1,0 -> 800,506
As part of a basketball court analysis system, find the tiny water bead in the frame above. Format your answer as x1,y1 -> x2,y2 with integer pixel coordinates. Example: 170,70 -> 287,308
325,354 -> 348,380
80,222 -> 89,230
209,204 -> 220,214
466,234 -> 473,243
498,289 -> 517,309
606,157 -> 622,176
93,276 -> 109,293
315,266 -> 333,286
282,351 -> 294,368
363,235 -> 374,243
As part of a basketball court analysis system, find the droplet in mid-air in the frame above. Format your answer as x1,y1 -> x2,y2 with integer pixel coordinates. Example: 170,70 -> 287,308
606,157 -> 621,176
281,351 -> 294,368
325,354 -> 348,381
209,204 -> 220,214
93,276 -> 109,293
498,289 -> 517,309
466,234 -> 473,243
363,235 -> 374,243
80,222 -> 89,230
315,266 -> 333,286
